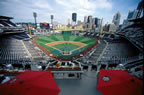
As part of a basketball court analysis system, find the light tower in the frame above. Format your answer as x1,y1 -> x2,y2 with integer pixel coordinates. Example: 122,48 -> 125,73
33,12 -> 37,29
51,15 -> 54,29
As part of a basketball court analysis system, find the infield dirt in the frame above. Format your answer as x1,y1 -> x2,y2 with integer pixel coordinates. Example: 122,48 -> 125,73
45,41 -> 87,53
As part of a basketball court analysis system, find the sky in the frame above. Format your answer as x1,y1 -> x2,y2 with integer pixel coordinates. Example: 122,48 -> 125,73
0,0 -> 141,25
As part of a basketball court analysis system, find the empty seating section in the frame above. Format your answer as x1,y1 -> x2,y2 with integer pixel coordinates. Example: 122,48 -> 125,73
117,23 -> 143,49
0,16 -> 24,34
83,31 -> 99,38
124,59 -> 143,69
103,34 -> 115,40
0,20 -> 10,27
0,32 -> 42,70
99,38 -> 140,69
0,16 -> 16,27
79,40 -> 106,64
4,32 -> 30,40
0,38 -> 31,65
6,21 -> 17,27
23,41 -> 43,59
123,59 -> 143,79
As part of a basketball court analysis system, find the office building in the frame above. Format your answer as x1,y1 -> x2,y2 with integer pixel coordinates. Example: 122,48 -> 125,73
112,11 -> 121,26
92,17 -> 101,28
103,24 -> 117,33
87,16 -> 92,23
72,13 -> 77,22
77,20 -> 82,25
84,16 -> 87,23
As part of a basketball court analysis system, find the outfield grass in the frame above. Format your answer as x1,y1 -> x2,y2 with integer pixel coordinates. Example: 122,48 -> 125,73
54,43 -> 79,51
35,34 -> 97,58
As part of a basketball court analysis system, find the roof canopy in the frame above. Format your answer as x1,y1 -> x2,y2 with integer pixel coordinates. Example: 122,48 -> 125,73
96,69 -> 143,95
0,71 -> 60,95
0,16 -> 13,20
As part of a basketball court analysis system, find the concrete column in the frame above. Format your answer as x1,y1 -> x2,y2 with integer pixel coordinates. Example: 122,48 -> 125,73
88,64 -> 92,71
105,64 -> 109,69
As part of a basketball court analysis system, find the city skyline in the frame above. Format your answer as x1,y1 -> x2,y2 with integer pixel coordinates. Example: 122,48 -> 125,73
0,0 -> 141,25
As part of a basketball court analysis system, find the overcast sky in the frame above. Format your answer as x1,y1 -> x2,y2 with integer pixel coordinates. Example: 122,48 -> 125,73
0,0 -> 141,25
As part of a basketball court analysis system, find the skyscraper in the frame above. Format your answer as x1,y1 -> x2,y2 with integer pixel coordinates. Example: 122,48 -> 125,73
92,17 -> 100,28
67,18 -> 70,25
72,13 -> 77,22
67,18 -> 71,27
72,13 -> 77,26
84,16 -> 87,23
87,16 -> 92,23
87,16 -> 93,29
112,11 -> 121,26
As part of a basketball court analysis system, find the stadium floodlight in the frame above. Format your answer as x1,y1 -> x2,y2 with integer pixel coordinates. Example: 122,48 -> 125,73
33,12 -> 37,17
33,12 -> 37,29
50,15 -> 54,30
51,15 -> 54,20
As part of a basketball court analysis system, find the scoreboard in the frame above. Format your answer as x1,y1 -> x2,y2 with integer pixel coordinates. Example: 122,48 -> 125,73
40,23 -> 50,29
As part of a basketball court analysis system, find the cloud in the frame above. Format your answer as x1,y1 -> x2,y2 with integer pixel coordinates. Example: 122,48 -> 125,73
0,0 -> 112,24
33,0 -> 53,11
55,0 -> 112,23
56,0 -> 112,10
0,0 -> 138,25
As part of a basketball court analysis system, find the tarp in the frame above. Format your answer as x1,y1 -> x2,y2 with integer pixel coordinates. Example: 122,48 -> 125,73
96,69 -> 143,95
0,71 -> 60,95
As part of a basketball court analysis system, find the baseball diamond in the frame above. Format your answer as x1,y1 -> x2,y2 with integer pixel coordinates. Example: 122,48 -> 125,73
33,33 -> 98,60
45,41 -> 87,55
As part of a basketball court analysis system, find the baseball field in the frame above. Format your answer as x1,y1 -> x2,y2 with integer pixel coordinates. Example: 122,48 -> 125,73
34,33 -> 97,59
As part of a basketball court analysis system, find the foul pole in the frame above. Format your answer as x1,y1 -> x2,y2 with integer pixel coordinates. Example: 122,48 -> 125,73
28,24 -> 32,38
